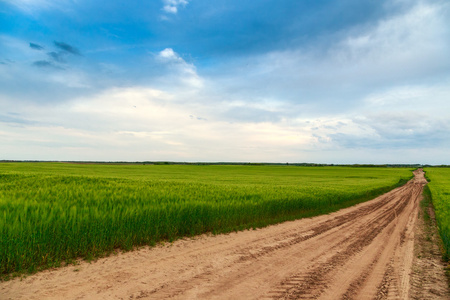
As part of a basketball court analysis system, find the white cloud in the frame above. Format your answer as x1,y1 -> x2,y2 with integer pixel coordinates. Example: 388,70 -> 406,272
219,0 -> 449,101
333,1 -> 450,77
0,86 -> 317,162
157,48 -> 183,62
2,80 -> 449,163
362,83 -> 450,112
156,48 -> 203,88
162,0 -> 188,14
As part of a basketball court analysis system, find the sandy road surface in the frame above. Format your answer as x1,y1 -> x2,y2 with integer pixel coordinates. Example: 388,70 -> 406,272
2,169 -> 447,299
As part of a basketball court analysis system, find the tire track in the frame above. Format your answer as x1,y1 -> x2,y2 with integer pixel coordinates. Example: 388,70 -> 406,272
268,169 -> 426,300
272,195 -> 408,299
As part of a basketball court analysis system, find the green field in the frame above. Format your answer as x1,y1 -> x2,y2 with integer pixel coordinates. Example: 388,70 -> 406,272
0,163 -> 413,278
424,168 -> 450,261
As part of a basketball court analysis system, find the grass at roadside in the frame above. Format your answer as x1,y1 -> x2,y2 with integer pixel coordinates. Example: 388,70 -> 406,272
0,163 -> 413,279
423,168 -> 450,262
423,168 -> 450,282
409,184 -> 450,296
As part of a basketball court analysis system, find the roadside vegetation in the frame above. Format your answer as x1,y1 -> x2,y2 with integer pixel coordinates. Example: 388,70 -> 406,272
0,163 -> 413,279
423,168 -> 450,273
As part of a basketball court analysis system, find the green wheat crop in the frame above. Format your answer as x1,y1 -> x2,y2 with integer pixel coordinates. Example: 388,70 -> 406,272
0,163 -> 413,278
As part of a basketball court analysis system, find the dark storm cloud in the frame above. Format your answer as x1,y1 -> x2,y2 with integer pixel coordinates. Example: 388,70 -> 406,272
29,42 -> 82,68
47,51 -> 66,63
32,60 -> 64,69
29,43 -> 44,50
54,41 -> 81,55
33,60 -> 53,67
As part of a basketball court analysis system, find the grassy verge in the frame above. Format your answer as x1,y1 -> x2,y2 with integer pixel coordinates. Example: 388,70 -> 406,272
421,185 -> 450,287
423,168 -> 450,263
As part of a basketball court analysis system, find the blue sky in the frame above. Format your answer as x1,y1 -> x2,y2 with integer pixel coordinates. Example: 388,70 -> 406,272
1,0 -> 450,163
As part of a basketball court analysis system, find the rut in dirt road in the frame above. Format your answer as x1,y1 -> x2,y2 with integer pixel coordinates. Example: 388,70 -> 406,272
271,170 -> 426,300
3,169 -> 446,300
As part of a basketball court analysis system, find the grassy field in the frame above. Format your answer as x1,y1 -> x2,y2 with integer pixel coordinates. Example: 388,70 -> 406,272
0,163 -> 413,278
423,168 -> 450,261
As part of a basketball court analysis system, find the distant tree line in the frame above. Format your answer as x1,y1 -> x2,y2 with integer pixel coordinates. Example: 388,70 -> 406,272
1,160 -> 447,168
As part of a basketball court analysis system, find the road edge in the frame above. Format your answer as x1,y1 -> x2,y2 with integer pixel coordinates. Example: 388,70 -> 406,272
409,184 -> 450,299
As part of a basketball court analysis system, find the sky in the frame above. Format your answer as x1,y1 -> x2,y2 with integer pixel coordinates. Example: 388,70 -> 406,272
1,0 -> 450,164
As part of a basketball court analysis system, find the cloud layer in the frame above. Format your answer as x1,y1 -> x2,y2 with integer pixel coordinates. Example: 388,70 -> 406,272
162,0 -> 188,14
1,0 -> 449,163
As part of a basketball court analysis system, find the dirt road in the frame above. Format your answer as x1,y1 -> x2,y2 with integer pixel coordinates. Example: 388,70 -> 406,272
2,169 -> 448,299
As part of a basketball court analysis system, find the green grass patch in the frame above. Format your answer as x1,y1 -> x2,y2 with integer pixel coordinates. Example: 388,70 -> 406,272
421,185 -> 432,224
423,168 -> 450,263
0,163 -> 413,279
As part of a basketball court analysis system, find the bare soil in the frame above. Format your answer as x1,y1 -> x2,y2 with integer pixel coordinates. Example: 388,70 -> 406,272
1,169 -> 449,299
